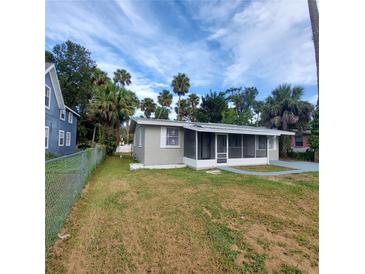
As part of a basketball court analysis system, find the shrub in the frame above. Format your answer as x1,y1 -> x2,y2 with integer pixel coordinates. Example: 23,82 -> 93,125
288,149 -> 314,161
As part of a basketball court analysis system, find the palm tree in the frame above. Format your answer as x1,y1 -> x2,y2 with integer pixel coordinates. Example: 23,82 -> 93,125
307,0 -> 319,105
174,99 -> 190,121
140,98 -> 156,118
113,69 -> 132,87
261,84 -> 314,156
157,90 -> 173,119
92,67 -> 110,86
90,83 -> 139,146
171,73 -> 190,121
187,93 -> 200,122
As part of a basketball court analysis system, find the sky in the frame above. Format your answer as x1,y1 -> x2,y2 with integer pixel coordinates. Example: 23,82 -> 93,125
46,0 -> 318,118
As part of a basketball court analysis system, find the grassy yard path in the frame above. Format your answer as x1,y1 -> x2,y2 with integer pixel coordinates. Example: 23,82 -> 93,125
46,156 -> 318,274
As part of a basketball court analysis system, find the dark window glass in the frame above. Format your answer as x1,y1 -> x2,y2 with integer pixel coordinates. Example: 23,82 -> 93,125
258,136 -> 267,150
295,135 -> 303,147
166,127 -> 179,146
243,135 -> 255,158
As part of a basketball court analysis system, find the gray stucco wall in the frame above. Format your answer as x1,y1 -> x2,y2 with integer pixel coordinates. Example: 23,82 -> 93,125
45,73 -> 78,156
268,136 -> 279,161
132,124 -> 145,163
144,125 -> 184,166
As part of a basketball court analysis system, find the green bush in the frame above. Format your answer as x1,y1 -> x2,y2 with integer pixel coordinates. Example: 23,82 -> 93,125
104,131 -> 117,155
45,153 -> 57,161
288,149 -> 314,161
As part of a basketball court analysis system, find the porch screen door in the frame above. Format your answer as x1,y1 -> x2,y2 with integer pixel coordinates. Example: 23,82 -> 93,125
217,135 -> 227,163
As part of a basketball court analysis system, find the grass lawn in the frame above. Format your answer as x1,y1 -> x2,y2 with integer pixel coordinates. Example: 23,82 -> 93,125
46,156 -> 318,274
236,165 -> 296,172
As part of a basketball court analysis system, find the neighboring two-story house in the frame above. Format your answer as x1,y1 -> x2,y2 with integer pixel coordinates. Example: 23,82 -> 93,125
45,63 -> 80,156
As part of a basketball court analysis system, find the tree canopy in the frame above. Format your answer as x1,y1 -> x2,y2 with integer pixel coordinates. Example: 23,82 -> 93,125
172,73 -> 190,121
197,91 -> 227,123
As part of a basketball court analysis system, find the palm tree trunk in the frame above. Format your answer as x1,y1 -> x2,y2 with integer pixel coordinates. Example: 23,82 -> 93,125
92,126 -> 96,144
157,107 -> 162,119
178,96 -> 181,121
307,0 -> 319,105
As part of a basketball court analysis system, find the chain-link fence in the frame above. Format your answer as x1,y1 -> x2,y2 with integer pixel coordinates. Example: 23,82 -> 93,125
45,145 -> 106,251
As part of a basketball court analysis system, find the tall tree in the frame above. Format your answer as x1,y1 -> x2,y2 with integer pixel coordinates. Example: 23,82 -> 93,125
113,69 -> 132,87
155,106 -> 170,120
90,82 -> 139,149
253,101 -> 264,126
140,98 -> 156,118
91,67 -> 110,86
197,91 -> 227,123
187,93 -> 200,122
45,50 -> 55,63
261,84 -> 314,156
171,73 -> 190,121
156,90 -> 173,119
309,105 -> 319,156
307,0 -> 319,104
50,41 -> 96,112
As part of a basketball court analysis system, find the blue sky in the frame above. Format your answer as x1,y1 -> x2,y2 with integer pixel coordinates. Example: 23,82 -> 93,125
46,0 -> 318,117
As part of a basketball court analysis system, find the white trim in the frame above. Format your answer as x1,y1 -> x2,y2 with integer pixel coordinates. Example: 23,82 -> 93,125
227,157 -> 268,166
216,134 -> 228,165
130,163 -> 186,170
160,126 -> 180,148
45,84 -> 51,110
68,111 -> 73,123
45,126 -> 49,149
46,65 -> 65,109
58,130 -> 65,146
59,109 -> 66,121
66,132 -> 71,146
65,106 -> 80,117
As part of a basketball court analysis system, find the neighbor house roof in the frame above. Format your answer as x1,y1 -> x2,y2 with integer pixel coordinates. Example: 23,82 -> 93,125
130,118 -> 294,136
45,63 -> 80,117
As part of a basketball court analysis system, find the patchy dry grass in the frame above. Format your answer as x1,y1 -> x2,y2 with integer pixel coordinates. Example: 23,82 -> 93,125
46,156 -> 318,274
236,165 -> 296,172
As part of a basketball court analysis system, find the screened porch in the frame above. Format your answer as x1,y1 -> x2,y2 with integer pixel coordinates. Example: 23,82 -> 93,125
183,129 -> 271,169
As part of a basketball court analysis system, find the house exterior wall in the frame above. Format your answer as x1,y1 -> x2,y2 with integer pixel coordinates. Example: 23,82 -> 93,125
291,134 -> 310,152
143,125 -> 184,166
45,73 -> 78,156
132,124 -> 145,163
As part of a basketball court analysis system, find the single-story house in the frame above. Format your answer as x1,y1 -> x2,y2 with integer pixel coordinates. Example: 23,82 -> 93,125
290,130 -> 310,152
130,118 -> 294,169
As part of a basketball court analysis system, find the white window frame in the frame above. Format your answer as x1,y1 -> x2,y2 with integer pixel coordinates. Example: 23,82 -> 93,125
66,132 -> 71,146
138,127 -> 142,147
59,109 -> 66,121
68,112 -> 73,124
45,126 -> 49,149
160,127 -> 180,148
58,130 -> 65,146
45,85 -> 51,110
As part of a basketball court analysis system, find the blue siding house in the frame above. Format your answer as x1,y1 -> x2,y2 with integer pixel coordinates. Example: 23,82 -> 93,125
45,63 -> 80,156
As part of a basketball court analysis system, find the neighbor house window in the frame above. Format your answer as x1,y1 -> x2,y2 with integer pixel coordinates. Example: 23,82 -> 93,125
58,130 -> 65,146
68,112 -> 73,123
45,126 -> 49,149
45,85 -> 51,109
66,132 -> 71,146
166,127 -> 179,146
258,136 -> 267,150
60,109 -> 66,120
268,136 -> 275,150
295,135 -> 303,147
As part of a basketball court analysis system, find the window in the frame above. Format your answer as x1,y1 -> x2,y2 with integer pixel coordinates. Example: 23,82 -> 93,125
66,132 -> 71,146
138,127 -> 142,147
60,109 -> 65,120
45,126 -> 49,149
295,135 -> 303,147
58,130 -> 65,146
45,85 -> 51,109
228,134 -> 242,159
68,112 -> 73,123
166,127 -> 179,146
268,136 -> 275,150
258,136 -> 267,150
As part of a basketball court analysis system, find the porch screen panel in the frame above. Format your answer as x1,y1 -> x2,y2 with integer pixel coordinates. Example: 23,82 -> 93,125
243,135 -> 255,158
228,134 -> 242,158
198,132 -> 215,160
184,129 -> 196,159
256,135 -> 267,158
